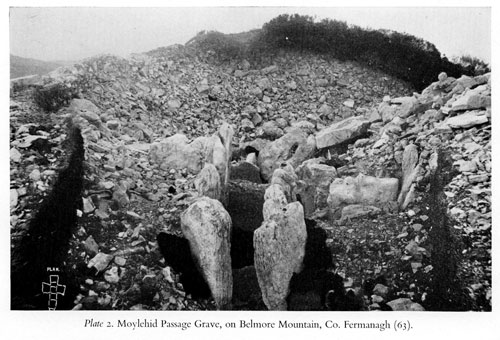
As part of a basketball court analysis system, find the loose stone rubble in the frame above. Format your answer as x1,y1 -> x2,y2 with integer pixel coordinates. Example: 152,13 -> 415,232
10,38 -> 491,311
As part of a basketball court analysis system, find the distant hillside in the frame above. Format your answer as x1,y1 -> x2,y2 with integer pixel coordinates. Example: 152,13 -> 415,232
10,55 -> 65,79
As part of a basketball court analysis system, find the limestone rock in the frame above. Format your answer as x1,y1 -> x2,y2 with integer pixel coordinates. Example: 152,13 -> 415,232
181,197 -> 233,309
289,135 -> 317,169
263,184 -> 289,221
254,202 -> 307,310
259,121 -> 284,139
378,102 -> 398,123
270,163 -> 298,203
397,144 -> 420,208
258,129 -> 307,182
88,253 -> 114,273
343,99 -> 355,108
218,122 -> 234,204
444,111 -> 488,129
340,204 -> 381,221
261,65 -> 278,75
194,163 -> 221,200
84,235 -> 99,256
391,96 -> 419,118
241,118 -> 255,132
149,134 -> 203,173
10,189 -> 18,210
327,174 -> 399,217
386,298 -> 425,311
296,159 -> 337,217
315,79 -> 329,87
450,85 -> 491,111
315,117 -> 370,149
10,148 -> 22,163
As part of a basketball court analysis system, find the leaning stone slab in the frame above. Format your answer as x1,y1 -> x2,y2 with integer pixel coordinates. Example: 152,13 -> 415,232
315,117 -> 370,149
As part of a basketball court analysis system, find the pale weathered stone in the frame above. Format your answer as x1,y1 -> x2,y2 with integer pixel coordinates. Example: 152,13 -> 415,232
194,163 -> 221,200
149,134 -> 203,173
296,159 -> 337,217
340,204 -> 381,221
270,163 -> 298,203
315,117 -> 371,149
262,184 -> 288,221
387,298 -> 425,311
327,174 -> 399,217
450,85 -> 491,111
10,189 -> 18,210
444,111 -> 488,129
254,202 -> 307,310
258,129 -> 307,181
397,144 -> 420,208
181,197 -> 233,309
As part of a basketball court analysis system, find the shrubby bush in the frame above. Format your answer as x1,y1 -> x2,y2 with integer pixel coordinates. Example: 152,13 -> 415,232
187,30 -> 245,62
254,14 -> 487,90
33,83 -> 78,112
452,54 -> 490,75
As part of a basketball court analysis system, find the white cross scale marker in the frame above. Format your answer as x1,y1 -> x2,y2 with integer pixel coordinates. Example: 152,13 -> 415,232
41,275 -> 66,310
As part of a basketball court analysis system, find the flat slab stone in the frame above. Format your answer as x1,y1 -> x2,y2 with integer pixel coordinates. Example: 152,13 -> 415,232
315,117 -> 370,149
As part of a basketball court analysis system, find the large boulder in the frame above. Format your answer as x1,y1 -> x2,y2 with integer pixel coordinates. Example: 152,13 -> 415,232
149,133 -> 229,182
149,134 -> 203,173
327,174 -> 399,217
180,197 -> 233,309
254,202 -> 307,310
315,117 -> 371,149
449,84 -> 491,111
443,110 -> 489,129
257,128 -> 308,181
296,158 -> 337,217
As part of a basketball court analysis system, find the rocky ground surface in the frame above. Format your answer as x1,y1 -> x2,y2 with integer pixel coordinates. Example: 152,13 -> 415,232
10,44 -> 491,311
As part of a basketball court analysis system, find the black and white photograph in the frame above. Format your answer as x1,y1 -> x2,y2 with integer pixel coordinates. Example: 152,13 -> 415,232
3,1 -> 497,339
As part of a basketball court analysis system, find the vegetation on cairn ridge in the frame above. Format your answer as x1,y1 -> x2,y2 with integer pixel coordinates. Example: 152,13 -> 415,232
191,14 -> 489,91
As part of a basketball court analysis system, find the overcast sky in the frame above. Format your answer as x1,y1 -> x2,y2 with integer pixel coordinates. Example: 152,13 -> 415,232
9,7 -> 491,63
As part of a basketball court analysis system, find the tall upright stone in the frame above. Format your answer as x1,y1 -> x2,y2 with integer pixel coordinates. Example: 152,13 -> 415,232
194,163 -> 221,200
180,197 -> 233,309
254,202 -> 307,310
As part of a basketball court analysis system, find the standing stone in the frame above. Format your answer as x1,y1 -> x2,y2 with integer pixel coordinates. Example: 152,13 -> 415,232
254,202 -> 307,310
262,184 -> 288,221
194,163 -> 221,200
218,122 -> 234,205
397,144 -> 420,208
181,197 -> 233,309
270,163 -> 298,203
